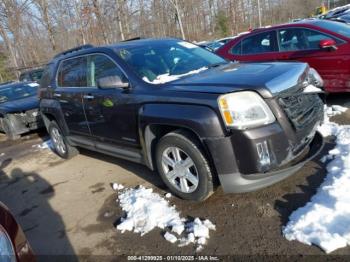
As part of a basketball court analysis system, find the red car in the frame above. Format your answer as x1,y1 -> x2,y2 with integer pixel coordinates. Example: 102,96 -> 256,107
0,202 -> 35,262
216,19 -> 350,93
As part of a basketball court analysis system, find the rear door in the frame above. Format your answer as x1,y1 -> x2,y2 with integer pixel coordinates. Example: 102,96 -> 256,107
275,27 -> 349,92
228,30 -> 279,62
55,56 -> 91,136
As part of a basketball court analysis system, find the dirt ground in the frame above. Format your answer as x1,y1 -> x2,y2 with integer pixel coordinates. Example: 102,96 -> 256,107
1,94 -> 350,261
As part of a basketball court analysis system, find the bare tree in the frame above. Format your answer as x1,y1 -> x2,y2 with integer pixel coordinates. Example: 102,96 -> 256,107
167,0 -> 186,39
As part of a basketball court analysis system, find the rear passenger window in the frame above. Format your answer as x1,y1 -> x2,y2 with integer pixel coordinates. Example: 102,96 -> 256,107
87,54 -> 127,87
240,32 -> 276,55
57,57 -> 87,87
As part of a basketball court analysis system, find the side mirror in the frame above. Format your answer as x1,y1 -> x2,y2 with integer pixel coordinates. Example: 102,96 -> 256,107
97,75 -> 129,89
319,39 -> 337,51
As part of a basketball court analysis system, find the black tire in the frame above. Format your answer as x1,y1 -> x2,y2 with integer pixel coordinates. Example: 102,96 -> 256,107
155,130 -> 214,201
48,121 -> 78,159
1,117 -> 20,140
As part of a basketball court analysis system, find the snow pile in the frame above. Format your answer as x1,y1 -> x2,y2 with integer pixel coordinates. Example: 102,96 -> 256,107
114,185 -> 215,251
32,139 -> 53,150
143,67 -> 208,84
283,105 -> 350,253
318,105 -> 347,137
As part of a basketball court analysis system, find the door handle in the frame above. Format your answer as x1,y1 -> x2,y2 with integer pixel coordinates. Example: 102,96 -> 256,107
83,95 -> 94,99
53,93 -> 61,97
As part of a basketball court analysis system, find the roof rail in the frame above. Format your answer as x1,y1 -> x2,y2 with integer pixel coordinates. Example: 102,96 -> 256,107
53,44 -> 94,59
121,37 -> 142,42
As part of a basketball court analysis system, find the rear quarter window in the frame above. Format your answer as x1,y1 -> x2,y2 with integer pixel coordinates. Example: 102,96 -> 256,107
230,42 -> 242,55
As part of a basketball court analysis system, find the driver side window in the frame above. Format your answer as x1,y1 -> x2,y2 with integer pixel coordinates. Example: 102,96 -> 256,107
278,28 -> 338,51
87,54 -> 127,87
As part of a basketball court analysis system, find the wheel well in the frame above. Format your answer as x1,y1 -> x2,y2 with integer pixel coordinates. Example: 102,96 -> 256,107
41,112 -> 56,129
144,124 -> 218,184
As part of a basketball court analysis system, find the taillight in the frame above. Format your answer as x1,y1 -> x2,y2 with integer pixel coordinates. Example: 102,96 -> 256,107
0,225 -> 16,262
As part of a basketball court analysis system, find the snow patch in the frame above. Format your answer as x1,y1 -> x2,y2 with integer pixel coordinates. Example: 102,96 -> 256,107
27,82 -> 39,87
303,84 -> 323,93
112,183 -> 124,191
165,193 -> 172,198
115,185 -> 215,251
32,139 -> 53,150
143,67 -> 208,84
164,232 -> 177,243
283,105 -> 350,253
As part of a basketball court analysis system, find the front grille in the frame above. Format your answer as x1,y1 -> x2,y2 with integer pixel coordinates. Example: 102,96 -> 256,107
278,90 -> 323,132
25,109 -> 40,123
14,109 -> 41,126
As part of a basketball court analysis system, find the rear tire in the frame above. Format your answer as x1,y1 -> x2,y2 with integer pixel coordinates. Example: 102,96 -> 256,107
155,130 -> 214,201
48,121 -> 78,159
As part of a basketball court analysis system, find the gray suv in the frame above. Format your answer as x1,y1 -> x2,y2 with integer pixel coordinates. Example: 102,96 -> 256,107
39,38 -> 324,201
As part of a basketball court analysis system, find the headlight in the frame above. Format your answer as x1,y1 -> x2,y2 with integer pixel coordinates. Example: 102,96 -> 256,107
0,225 -> 16,262
308,68 -> 324,87
218,91 -> 276,129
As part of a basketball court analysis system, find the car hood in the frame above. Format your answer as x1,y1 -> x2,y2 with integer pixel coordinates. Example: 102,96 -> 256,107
0,95 -> 39,114
166,62 -> 309,98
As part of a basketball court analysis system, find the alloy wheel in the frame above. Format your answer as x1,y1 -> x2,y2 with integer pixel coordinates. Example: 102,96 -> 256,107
51,127 -> 67,155
161,146 -> 199,193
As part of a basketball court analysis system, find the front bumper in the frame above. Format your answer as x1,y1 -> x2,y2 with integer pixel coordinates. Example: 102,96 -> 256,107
1,110 -> 44,136
204,129 -> 324,193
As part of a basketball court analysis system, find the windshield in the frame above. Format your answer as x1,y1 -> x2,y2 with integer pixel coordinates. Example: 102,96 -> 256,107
0,84 -> 37,103
207,41 -> 225,51
19,69 -> 43,82
116,40 -> 227,84
315,20 -> 350,38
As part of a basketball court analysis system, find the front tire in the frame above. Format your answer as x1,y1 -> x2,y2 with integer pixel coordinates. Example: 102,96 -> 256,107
155,130 -> 214,201
48,121 -> 78,159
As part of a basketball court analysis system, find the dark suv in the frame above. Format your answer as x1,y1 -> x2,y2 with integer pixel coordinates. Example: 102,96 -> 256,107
39,38 -> 324,201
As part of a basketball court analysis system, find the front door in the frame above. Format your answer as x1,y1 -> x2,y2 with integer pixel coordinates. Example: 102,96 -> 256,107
82,54 -> 139,147
276,27 -> 350,92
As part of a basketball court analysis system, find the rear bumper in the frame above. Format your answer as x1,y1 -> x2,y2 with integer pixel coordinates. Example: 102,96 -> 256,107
204,130 -> 324,193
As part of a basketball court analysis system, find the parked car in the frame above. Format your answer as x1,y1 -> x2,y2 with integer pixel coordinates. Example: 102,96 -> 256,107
197,37 -> 236,52
321,4 -> 350,20
0,202 -> 35,262
197,41 -> 222,52
0,81 -> 15,86
0,82 -> 43,140
216,19 -> 350,93
39,39 -> 324,201
329,14 -> 350,24
19,68 -> 44,83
